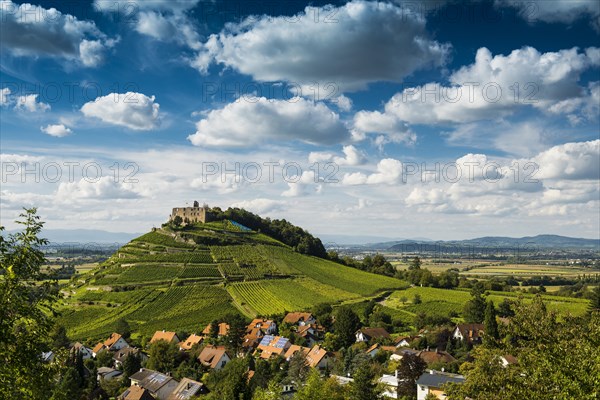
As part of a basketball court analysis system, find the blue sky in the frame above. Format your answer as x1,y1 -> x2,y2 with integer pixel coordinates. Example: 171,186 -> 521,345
1,0 -> 599,240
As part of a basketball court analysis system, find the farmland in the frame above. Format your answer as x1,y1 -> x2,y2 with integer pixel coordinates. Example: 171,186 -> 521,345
385,286 -> 590,318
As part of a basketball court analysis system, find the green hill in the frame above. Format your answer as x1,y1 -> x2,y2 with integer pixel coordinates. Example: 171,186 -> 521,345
58,219 -> 407,341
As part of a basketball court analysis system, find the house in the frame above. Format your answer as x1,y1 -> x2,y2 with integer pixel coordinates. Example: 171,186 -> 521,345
365,343 -> 396,358
500,354 -> 518,367
92,332 -> 129,357
295,324 -> 325,347
198,346 -> 231,370
305,345 -> 332,370
379,371 -> 400,399
97,367 -> 122,382
416,370 -> 465,400
41,351 -> 54,363
150,330 -> 180,344
283,344 -> 311,361
256,335 -> 291,359
355,327 -> 391,342
119,385 -> 155,400
71,342 -> 94,360
283,312 -> 316,326
202,322 -> 230,338
113,346 -> 146,368
452,324 -> 485,344
394,336 -> 412,348
167,377 -> 209,399
390,348 -> 420,362
130,368 -> 179,400
179,334 -> 203,351
247,318 -> 277,335
418,350 -> 456,365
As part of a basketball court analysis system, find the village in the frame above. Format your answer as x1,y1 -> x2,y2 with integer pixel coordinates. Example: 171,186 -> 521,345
57,307 -> 512,400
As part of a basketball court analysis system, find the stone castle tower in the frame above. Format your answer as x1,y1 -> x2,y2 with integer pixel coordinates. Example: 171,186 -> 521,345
170,201 -> 213,224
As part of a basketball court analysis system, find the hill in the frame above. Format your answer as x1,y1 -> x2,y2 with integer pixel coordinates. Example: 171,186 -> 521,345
384,234 -> 600,252
58,218 -> 407,341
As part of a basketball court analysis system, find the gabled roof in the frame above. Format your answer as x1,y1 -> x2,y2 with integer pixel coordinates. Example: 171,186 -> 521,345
167,377 -> 208,400
416,370 -> 465,388
283,344 -> 311,360
198,346 -> 230,369
92,342 -> 106,354
248,318 -> 275,332
130,368 -> 177,394
202,322 -> 230,337
418,350 -> 456,365
356,327 -> 391,339
454,324 -> 485,340
113,346 -> 139,363
105,333 -> 124,348
179,334 -> 203,351
283,312 -> 314,325
120,385 -> 155,400
72,342 -> 92,353
306,345 -> 330,368
151,330 -> 179,344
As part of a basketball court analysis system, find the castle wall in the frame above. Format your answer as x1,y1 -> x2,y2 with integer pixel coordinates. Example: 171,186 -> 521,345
171,207 -> 209,223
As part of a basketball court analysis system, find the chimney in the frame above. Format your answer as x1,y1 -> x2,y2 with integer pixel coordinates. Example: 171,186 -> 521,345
429,370 -> 434,375
395,370 -> 398,378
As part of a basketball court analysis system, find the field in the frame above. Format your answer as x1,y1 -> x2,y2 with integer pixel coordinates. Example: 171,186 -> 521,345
385,286 -> 589,319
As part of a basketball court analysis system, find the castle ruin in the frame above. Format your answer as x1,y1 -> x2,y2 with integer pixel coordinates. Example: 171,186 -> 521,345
170,201 -> 213,224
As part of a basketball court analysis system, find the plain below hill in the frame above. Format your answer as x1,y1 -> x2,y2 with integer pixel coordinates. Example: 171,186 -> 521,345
58,211 -> 407,341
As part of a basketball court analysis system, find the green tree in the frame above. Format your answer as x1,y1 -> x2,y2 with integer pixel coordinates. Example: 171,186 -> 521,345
50,367 -> 83,400
294,369 -> 347,400
483,301 -> 499,345
115,318 -> 131,339
396,352 -> 427,398
413,294 -> 422,305
224,313 -> 247,355
333,306 -> 361,349
122,353 -> 142,383
205,358 -> 249,400
288,350 -> 309,384
0,209 -> 61,399
50,324 -> 70,350
146,340 -> 179,373
446,296 -> 600,400
172,215 -> 183,227
349,361 -> 381,400
497,298 -> 515,317
463,285 -> 487,323
252,380 -> 282,400
95,349 -> 114,368
588,285 -> 600,314
408,257 -> 422,270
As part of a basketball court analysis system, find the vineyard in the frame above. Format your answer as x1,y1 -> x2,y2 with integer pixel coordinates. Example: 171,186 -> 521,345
386,287 -> 590,317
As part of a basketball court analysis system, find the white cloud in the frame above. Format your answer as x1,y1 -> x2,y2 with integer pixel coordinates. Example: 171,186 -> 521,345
496,0 -> 600,27
308,145 -> 367,166
40,124 -> 72,137
352,110 -> 416,148
193,0 -> 450,91
333,95 -> 353,112
229,198 -> 286,215
0,88 -> 11,106
341,158 -> 403,185
533,139 -> 600,180
14,94 -> 50,112
55,177 -> 140,202
80,92 -> 160,131
368,46 -> 600,125
0,0 -> 116,67
187,97 -> 349,147
281,170 -> 322,197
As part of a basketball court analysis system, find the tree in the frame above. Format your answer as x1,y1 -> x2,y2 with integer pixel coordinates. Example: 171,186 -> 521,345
445,296 -> 600,400
333,306 -> 361,349
115,319 -> 131,339
0,209 -> 61,399
408,257 -> 422,270
483,301 -> 499,345
396,353 -> 427,398
50,367 -> 83,400
413,294 -> 422,305
349,361 -> 381,400
588,285 -> 600,314
50,324 -> 70,350
497,298 -> 515,317
223,313 -> 247,355
205,358 -> 249,400
172,215 -> 183,227
463,286 -> 487,323
252,380 -> 282,400
146,340 -> 179,373
294,369 -> 347,400
288,351 -> 309,384
122,353 -> 142,382
208,319 -> 220,343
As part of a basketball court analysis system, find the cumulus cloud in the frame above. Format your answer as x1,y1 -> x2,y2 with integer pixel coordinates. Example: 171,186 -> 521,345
193,0 -> 450,91
80,92 -> 160,130
41,124 -> 72,137
533,140 -> 600,180
308,145 -> 367,166
352,110 -> 416,148
14,94 -> 50,112
187,97 -> 349,147
55,177 -> 140,202
333,95 -> 353,112
0,0 -> 116,67
341,158 -> 404,185
364,46 -> 599,125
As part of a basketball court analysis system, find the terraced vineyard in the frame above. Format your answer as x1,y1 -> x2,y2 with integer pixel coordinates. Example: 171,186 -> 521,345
60,225 -> 409,340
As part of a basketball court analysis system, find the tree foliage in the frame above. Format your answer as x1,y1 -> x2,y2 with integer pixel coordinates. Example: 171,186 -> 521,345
0,209 -> 61,399
333,306 -> 361,349
396,353 -> 427,398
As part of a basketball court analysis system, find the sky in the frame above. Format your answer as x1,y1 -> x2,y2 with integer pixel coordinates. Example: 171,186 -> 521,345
1,0 -> 599,241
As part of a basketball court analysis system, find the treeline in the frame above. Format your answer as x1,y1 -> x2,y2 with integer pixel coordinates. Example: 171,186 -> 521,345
212,207 -> 327,258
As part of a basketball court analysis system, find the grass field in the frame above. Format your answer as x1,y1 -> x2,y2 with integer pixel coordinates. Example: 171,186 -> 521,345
385,286 -> 589,319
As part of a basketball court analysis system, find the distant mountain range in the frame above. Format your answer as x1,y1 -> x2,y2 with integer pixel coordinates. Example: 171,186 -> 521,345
5,229 -> 142,244
380,235 -> 600,252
